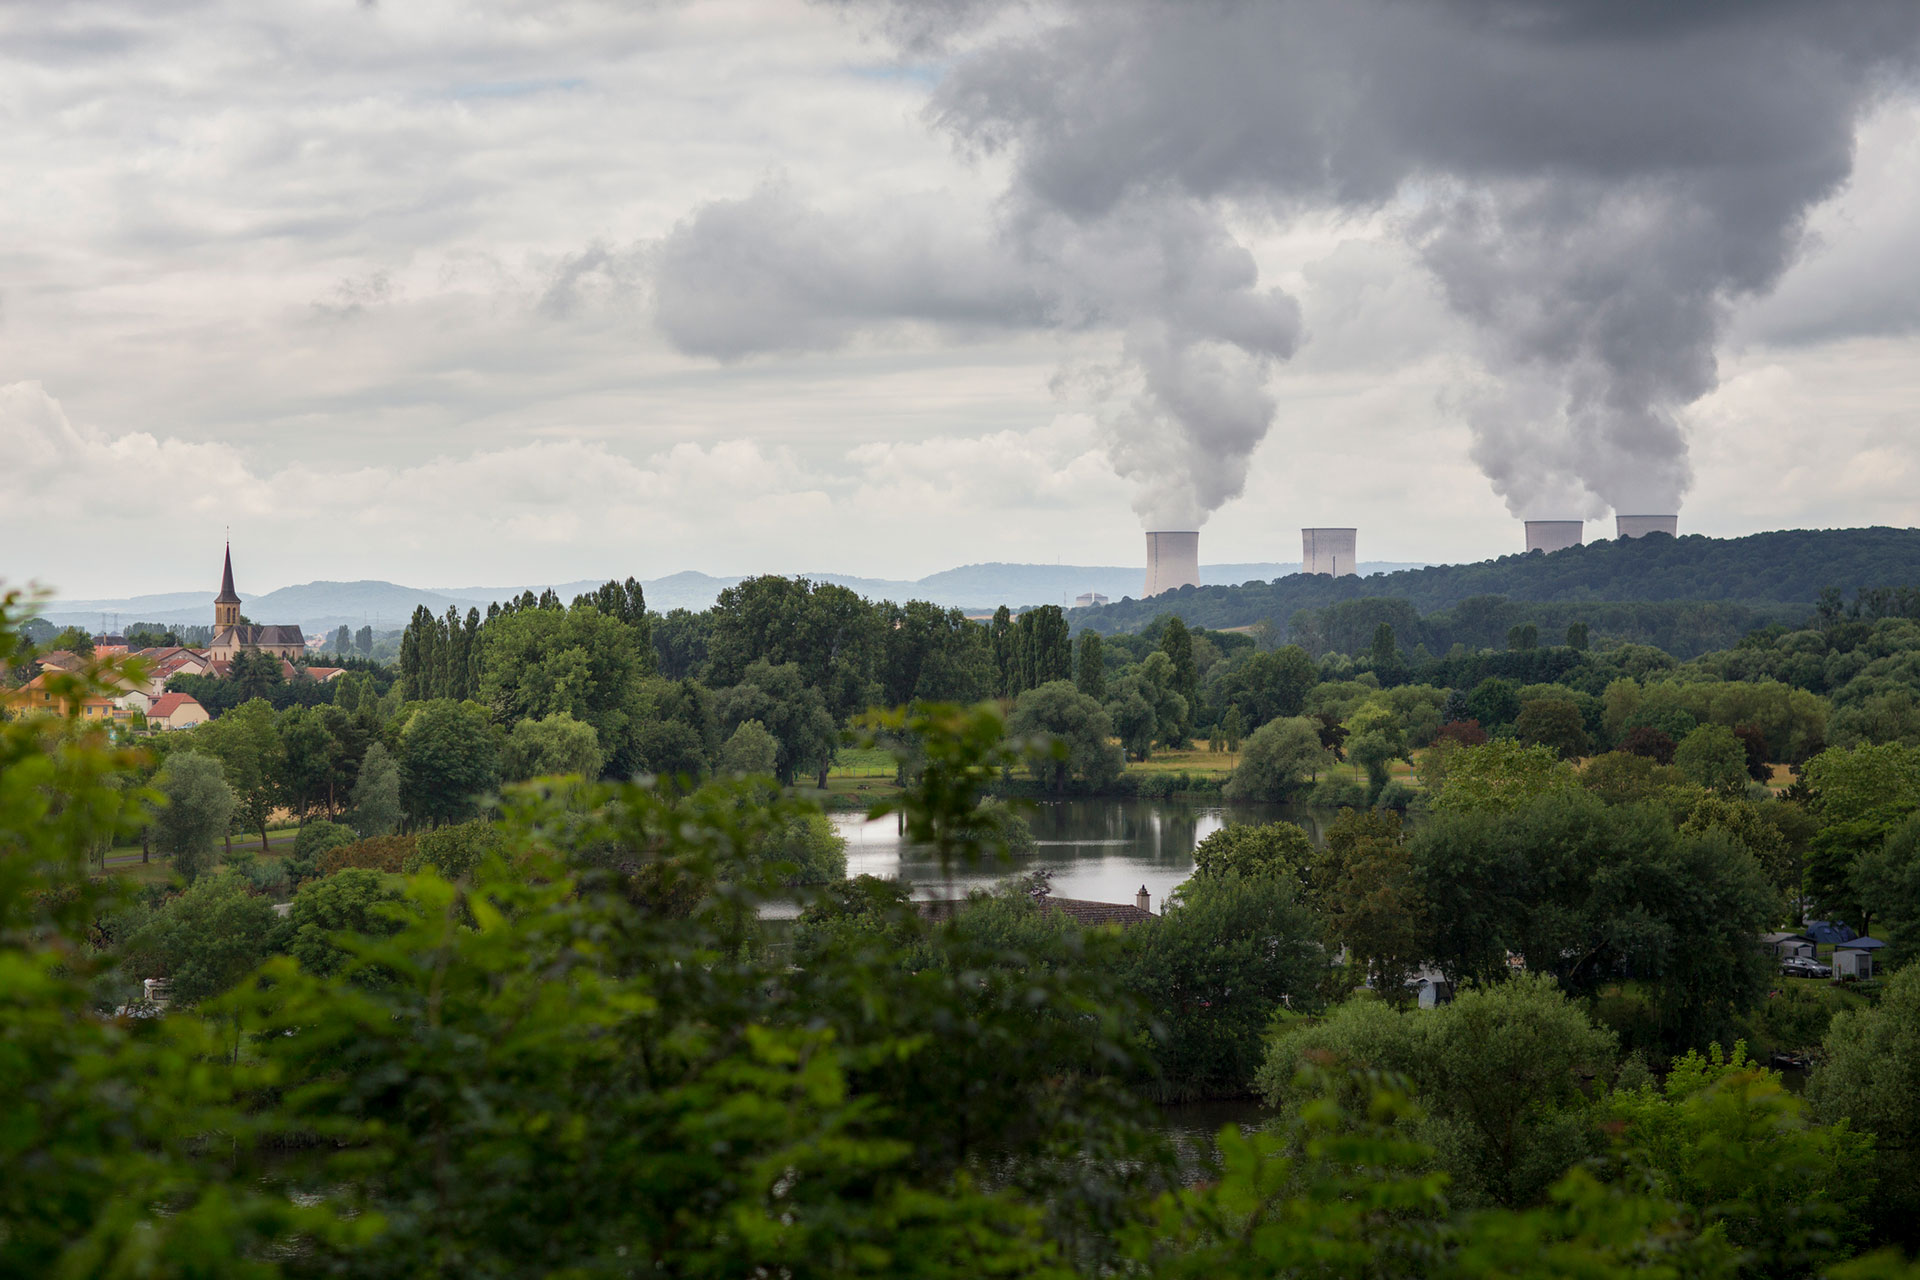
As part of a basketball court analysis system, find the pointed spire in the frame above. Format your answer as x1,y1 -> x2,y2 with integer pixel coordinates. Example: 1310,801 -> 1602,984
215,542 -> 241,604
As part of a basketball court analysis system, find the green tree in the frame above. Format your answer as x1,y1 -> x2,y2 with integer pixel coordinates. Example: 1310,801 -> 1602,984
1259,974 -> 1617,1208
1007,680 -> 1122,793
398,699 -> 500,827
478,603 -> 651,777
1567,621 -> 1590,650
878,600 -> 991,705
195,697 -> 281,851
226,647 -> 286,702
286,867 -> 410,981
1220,704 -> 1245,752
1506,622 -> 1540,652
1107,650 -> 1190,754
1190,820 -> 1315,885
1075,628 -> 1106,701
1159,615 -> 1198,708
759,813 -> 849,886
1317,808 -> 1427,1001
123,872 -> 280,1007
716,719 -> 781,777
501,710 -> 603,781
1809,964 -> 1920,1246
714,660 -> 839,786
1119,873 -> 1324,1100
1606,1044 -> 1873,1275
1013,604 -> 1073,694
405,819 -> 502,879
1516,698 -> 1591,761
1224,716 -> 1329,802
1465,677 -> 1522,730
1853,811 -> 1920,968
705,575 -> 882,722
1673,724 -> 1749,793
1413,793 -> 1777,1054
348,740 -> 403,837
150,751 -> 235,882
988,604 -> 1013,697
1343,700 -> 1409,797
1431,740 -> 1575,814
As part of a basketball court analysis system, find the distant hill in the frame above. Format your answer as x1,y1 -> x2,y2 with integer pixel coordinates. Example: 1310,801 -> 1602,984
37,560 -> 1424,630
1075,527 -> 1920,648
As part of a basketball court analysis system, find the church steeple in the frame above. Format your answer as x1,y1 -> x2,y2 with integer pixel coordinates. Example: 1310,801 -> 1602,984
214,542 -> 242,629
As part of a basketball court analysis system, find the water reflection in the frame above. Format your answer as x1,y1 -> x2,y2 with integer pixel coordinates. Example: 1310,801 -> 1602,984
834,797 -> 1330,907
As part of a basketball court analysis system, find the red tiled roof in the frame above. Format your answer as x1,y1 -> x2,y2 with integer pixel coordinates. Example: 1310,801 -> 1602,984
147,692 -> 204,719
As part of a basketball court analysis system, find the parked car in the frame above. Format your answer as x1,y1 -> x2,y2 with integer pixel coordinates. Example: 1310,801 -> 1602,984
1781,957 -> 1831,979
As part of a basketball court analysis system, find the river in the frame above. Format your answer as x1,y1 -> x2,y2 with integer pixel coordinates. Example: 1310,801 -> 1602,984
832,796 -> 1333,908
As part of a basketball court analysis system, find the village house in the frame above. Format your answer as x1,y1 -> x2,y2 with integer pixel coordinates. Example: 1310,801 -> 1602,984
145,692 -> 211,731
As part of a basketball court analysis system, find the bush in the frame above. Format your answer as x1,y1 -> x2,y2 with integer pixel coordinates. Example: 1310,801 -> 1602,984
295,820 -> 357,863
1308,778 -> 1368,808
318,833 -> 417,876
404,821 -> 502,879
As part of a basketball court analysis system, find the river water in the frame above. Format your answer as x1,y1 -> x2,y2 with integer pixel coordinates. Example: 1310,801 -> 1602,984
831,796 -> 1331,908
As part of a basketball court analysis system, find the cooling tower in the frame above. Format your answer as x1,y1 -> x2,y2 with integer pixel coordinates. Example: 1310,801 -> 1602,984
1615,514 -> 1679,540
1524,520 -> 1584,554
1302,528 -> 1358,577
1143,531 -> 1200,598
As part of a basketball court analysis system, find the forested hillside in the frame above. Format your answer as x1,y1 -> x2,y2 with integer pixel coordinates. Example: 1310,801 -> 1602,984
1076,527 -> 1920,652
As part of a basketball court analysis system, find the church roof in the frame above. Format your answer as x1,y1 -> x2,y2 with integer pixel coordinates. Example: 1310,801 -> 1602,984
215,543 -> 241,605
215,624 -> 305,647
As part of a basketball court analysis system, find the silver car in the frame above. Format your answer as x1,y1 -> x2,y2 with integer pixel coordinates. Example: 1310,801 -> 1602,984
1781,956 -> 1831,979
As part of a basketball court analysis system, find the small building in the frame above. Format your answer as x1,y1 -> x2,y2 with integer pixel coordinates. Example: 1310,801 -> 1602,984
5,672 -> 117,721
92,634 -> 129,655
146,692 -> 211,731
1073,592 -> 1109,608
1833,937 -> 1886,981
303,666 -> 347,683
1763,931 -> 1816,961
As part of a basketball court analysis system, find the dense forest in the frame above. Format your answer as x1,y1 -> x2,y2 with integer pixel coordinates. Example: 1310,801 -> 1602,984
1076,527 -> 1920,650
13,540 -> 1920,1274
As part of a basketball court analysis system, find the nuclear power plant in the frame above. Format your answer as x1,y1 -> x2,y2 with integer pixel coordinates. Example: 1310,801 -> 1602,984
1302,528 -> 1358,577
1524,520 -> 1584,554
1143,530 -> 1200,597
1615,514 -> 1679,540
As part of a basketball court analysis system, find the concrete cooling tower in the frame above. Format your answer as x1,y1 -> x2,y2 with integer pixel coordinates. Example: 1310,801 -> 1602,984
1302,528 -> 1358,577
1615,514 -> 1679,540
1144,531 -> 1200,597
1524,520 -> 1584,554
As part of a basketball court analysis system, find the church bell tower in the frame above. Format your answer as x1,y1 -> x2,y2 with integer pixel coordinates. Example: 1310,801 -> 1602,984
214,542 -> 242,630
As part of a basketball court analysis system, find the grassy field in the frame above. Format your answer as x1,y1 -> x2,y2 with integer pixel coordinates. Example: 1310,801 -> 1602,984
99,825 -> 303,885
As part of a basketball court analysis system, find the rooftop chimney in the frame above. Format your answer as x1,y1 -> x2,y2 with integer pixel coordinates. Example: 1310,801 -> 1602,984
1524,520 -> 1584,554
1136,884 -> 1152,914
1302,527 -> 1358,577
1615,514 -> 1679,540
1143,531 -> 1200,598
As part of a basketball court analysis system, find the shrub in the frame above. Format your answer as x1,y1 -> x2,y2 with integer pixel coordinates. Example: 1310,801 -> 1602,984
404,821 -> 502,879
318,833 -> 417,876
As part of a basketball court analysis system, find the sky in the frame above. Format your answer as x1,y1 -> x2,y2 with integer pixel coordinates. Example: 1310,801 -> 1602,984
3,0 -> 1919,600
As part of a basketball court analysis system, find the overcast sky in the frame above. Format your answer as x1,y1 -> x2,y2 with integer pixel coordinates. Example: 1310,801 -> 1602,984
4,0 -> 1918,601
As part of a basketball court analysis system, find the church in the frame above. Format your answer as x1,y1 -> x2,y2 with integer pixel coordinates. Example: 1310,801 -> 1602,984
208,544 -> 307,662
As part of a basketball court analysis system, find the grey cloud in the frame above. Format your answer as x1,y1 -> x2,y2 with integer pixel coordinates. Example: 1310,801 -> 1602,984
652,177 -> 1300,526
914,0 -> 1920,518
651,181 -> 1052,359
